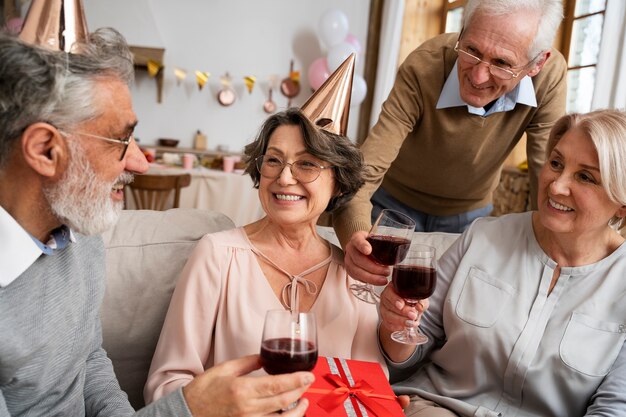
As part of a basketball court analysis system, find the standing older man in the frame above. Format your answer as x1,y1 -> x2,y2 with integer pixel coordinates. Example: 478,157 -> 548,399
334,0 -> 567,288
0,30 -> 312,417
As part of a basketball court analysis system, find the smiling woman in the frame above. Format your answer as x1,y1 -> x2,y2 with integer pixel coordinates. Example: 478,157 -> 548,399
143,72 -> 388,405
379,109 -> 626,417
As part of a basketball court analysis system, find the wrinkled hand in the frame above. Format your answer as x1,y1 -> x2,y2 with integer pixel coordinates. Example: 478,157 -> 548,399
344,231 -> 390,286
183,354 -> 314,417
379,285 -> 429,333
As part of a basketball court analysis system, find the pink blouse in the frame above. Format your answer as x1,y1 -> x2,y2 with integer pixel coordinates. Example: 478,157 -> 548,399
144,227 -> 385,403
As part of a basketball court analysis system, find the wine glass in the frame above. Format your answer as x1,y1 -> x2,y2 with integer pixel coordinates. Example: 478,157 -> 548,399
390,244 -> 437,345
350,209 -> 415,303
260,310 -> 318,410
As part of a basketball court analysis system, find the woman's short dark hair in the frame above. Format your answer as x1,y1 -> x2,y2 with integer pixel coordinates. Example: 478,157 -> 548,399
243,108 -> 365,212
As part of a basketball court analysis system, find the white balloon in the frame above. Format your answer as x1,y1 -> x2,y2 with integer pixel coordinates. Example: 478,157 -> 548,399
351,74 -> 367,106
327,41 -> 357,72
318,9 -> 349,48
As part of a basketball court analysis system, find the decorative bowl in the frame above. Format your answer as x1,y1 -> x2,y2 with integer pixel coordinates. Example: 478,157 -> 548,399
158,138 -> 179,147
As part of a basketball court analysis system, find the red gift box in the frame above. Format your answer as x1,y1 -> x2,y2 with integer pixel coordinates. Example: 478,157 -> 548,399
303,357 -> 404,417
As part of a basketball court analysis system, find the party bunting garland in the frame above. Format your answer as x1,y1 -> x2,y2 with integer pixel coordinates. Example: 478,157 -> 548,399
134,56 -> 301,106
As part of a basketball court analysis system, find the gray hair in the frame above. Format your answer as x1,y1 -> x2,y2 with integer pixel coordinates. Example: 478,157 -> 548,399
546,109 -> 626,230
243,108 -> 365,212
0,27 -> 133,168
462,0 -> 563,60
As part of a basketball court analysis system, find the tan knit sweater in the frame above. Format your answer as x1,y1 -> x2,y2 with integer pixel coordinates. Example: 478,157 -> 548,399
332,33 -> 567,246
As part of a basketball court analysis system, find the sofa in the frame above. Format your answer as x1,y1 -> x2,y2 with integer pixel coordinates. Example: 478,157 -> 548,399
101,208 -> 460,410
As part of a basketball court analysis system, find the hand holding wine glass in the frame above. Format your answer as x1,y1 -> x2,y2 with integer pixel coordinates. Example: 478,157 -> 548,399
390,244 -> 437,345
351,209 -> 415,303
260,310 -> 318,410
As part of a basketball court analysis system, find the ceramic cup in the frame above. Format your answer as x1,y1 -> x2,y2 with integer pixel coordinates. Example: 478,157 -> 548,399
182,153 -> 195,169
222,156 -> 238,172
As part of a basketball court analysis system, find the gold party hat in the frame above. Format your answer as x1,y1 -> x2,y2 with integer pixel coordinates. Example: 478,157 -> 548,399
19,0 -> 89,53
301,53 -> 355,136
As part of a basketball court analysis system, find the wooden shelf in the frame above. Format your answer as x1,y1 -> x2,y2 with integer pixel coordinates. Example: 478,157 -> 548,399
130,46 -> 165,103
142,145 -> 242,158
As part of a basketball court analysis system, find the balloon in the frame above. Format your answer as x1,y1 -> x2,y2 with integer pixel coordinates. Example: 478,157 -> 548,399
351,74 -> 367,106
4,17 -> 23,35
308,57 -> 331,91
327,41 -> 357,72
344,33 -> 362,55
318,9 -> 349,48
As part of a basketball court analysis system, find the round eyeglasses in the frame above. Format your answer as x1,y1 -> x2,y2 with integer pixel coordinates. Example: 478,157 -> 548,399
255,155 -> 333,183
454,41 -> 535,81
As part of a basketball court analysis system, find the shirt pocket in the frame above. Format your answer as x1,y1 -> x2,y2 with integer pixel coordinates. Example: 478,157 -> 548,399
560,312 -> 626,377
455,266 -> 515,327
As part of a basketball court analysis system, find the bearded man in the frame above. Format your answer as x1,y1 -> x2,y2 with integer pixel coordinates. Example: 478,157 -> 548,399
0,29 -> 312,417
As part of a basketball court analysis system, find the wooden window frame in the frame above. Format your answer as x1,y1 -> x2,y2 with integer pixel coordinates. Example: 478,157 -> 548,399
441,0 -> 466,33
560,1 -> 606,72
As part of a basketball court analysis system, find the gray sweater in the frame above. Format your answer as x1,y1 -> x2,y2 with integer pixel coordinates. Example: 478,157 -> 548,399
0,234 -> 191,417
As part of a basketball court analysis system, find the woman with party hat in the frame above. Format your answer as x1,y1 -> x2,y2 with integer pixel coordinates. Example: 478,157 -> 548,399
144,55 -> 386,403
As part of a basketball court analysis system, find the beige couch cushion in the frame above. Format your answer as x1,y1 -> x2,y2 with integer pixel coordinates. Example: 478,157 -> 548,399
101,209 -> 234,409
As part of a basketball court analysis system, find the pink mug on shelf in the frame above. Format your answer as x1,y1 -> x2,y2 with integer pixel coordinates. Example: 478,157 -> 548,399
222,156 -> 238,172
182,153 -> 195,169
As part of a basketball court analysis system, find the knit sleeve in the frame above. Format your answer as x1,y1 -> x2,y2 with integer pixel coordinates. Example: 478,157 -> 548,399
133,388 -> 192,417
333,47 -> 426,247
83,320 -> 136,417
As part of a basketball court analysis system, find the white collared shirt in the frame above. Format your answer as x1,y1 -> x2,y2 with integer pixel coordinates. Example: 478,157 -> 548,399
436,61 -> 538,116
0,205 -> 75,287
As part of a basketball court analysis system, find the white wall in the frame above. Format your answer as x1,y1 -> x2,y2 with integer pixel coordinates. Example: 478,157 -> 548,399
82,0 -> 371,152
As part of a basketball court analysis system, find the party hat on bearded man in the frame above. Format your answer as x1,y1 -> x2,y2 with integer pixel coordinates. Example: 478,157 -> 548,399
19,0 -> 89,53
301,53 -> 355,136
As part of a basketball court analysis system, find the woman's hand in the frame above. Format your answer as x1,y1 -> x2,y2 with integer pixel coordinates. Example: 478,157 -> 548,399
378,284 -> 429,362
344,230 -> 391,286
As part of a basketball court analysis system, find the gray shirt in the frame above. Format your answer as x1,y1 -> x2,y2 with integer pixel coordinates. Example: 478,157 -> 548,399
389,212 -> 626,417
0,233 -> 191,417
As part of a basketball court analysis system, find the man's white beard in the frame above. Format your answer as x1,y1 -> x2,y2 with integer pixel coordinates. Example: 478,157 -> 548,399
43,139 -> 133,235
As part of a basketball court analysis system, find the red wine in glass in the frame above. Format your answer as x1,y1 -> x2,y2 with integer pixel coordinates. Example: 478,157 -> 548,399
367,235 -> 411,266
260,337 -> 318,375
392,265 -> 437,305
390,244 -> 437,345
351,209 -> 416,304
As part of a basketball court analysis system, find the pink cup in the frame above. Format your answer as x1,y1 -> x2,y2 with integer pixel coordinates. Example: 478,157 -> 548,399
222,156 -> 237,172
182,153 -> 195,169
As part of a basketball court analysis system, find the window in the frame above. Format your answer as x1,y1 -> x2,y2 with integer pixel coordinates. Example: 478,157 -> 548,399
561,0 -> 607,113
442,0 -> 465,33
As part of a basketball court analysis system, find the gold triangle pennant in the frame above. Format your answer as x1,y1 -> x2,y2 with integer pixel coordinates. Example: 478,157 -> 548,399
220,73 -> 232,87
195,71 -> 210,91
244,75 -> 256,94
147,60 -> 162,78
174,68 -> 187,86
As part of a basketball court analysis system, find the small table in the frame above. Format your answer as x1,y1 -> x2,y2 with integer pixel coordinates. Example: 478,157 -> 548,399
126,164 -> 265,226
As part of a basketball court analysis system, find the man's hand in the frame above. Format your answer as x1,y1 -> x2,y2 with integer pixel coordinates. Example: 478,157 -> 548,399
344,230 -> 391,286
183,355 -> 314,417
